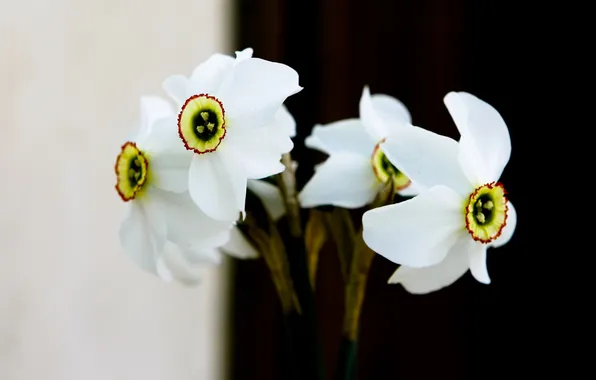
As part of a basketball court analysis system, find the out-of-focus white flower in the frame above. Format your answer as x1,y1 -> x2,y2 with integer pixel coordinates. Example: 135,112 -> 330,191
162,48 -> 301,222
362,92 -> 517,294
299,86 -> 419,209
115,96 -> 234,284
136,179 -> 287,286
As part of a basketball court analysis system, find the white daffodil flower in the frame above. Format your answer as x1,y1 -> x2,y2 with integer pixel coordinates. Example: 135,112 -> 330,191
156,105 -> 295,282
162,48 -> 302,222
362,92 -> 517,294
116,96 -> 234,285
299,86 -> 419,209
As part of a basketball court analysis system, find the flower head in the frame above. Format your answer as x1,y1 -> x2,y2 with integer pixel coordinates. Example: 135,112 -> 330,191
116,96 -> 236,285
162,48 -> 302,221
362,92 -> 517,294
145,105 -> 296,284
298,86 -> 418,209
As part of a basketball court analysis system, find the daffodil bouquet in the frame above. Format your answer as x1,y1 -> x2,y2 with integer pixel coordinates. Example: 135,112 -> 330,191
114,48 -> 516,379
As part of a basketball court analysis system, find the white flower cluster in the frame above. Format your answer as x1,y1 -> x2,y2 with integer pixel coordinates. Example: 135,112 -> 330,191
115,48 -> 300,285
300,89 -> 517,294
115,48 -> 516,294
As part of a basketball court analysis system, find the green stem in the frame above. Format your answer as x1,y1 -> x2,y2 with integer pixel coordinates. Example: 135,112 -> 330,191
335,337 -> 357,380
335,180 -> 394,380
287,236 -> 326,380
277,153 -> 326,380
336,236 -> 374,380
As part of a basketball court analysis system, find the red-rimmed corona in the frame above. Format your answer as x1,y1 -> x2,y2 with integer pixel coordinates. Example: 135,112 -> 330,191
114,142 -> 149,202
371,141 -> 411,192
464,182 -> 508,243
178,94 -> 226,154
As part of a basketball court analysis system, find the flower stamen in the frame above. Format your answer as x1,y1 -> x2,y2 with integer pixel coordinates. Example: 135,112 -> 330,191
465,182 -> 508,243
115,142 -> 149,202
178,94 -> 226,154
371,142 -> 411,192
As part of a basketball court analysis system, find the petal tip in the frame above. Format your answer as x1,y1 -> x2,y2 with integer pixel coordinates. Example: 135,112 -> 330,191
444,90 -> 460,98
303,134 -> 320,151
236,47 -> 254,57
443,91 -> 461,106
290,85 -> 304,96
387,274 -> 401,284
476,274 -> 491,285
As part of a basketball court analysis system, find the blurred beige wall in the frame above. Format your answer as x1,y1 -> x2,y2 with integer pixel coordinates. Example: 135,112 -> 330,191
0,1 -> 232,379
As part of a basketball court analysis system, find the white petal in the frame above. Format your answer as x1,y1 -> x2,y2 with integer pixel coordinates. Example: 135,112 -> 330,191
362,185 -> 463,268
235,47 -> 254,62
217,145 -> 248,217
176,243 -> 224,267
163,74 -> 190,105
490,201 -> 517,248
156,254 -> 175,282
119,201 -> 163,274
444,92 -> 511,184
397,181 -> 421,197
141,189 -> 168,244
140,96 -> 174,131
359,86 -> 411,143
224,127 -> 289,179
141,116 -> 182,153
299,153 -> 378,208
388,233 -> 470,294
187,248 -> 223,265
468,241 -> 490,284
138,192 -> 170,274
135,96 -> 175,143
247,179 -> 285,221
217,58 -> 302,130
157,242 -> 219,286
160,191 -> 232,248
220,226 -> 259,259
150,154 -> 191,193
156,243 -> 203,286
369,93 -> 412,132
189,53 -> 235,95
142,117 -> 192,193
304,119 -> 375,157
381,126 -> 472,197
188,154 -> 241,221
275,104 -> 297,138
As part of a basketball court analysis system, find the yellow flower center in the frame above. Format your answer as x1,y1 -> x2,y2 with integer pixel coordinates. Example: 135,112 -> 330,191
178,94 -> 226,154
465,182 -> 508,243
115,142 -> 149,201
371,142 -> 411,192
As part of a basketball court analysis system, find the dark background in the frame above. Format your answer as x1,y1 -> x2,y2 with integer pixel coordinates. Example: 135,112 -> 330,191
228,1 -> 549,379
